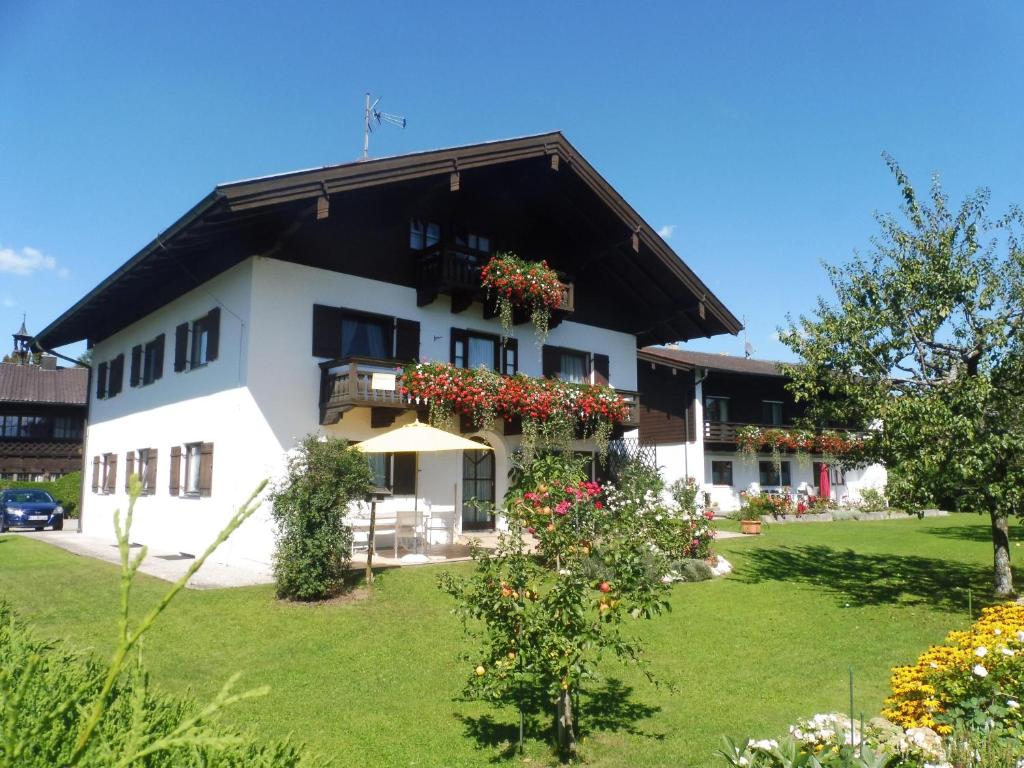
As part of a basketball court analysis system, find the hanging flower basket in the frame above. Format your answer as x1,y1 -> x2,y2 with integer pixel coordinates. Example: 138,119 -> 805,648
401,362 -> 629,459
480,252 -> 564,343
734,426 -> 865,461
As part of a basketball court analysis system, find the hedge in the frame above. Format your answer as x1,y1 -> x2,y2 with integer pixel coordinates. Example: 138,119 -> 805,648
0,471 -> 82,517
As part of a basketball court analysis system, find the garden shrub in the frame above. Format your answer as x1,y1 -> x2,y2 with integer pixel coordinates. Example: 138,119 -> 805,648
0,471 -> 82,517
668,558 -> 714,582
0,601 -> 323,767
270,435 -> 373,601
858,487 -> 888,515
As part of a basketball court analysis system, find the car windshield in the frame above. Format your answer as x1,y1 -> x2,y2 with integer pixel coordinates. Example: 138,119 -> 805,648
4,490 -> 54,504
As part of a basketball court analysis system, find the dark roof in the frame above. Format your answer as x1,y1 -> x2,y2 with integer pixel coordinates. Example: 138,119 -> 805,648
639,346 -> 790,377
0,364 -> 88,405
36,132 -> 741,348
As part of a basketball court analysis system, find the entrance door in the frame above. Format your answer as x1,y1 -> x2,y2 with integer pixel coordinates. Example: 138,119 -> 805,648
462,443 -> 495,531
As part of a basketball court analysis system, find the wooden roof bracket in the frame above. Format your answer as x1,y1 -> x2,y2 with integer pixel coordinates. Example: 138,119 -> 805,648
316,181 -> 330,220
450,159 -> 460,192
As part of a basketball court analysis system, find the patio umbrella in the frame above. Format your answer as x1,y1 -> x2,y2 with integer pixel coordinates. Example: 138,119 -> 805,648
819,462 -> 831,501
355,420 -> 492,581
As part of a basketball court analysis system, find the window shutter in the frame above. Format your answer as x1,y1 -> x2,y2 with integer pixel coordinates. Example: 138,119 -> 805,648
169,446 -> 181,496
592,353 -> 610,386
198,442 -> 214,497
312,305 -> 343,358
501,338 -> 519,376
125,451 -> 135,492
206,307 -> 221,362
154,334 -> 165,380
541,345 -> 560,378
106,454 -> 118,494
394,318 -> 420,362
450,328 -> 468,366
146,448 -> 158,492
97,362 -> 108,399
392,453 -> 417,495
92,456 -> 100,492
174,323 -> 189,372
109,354 -> 125,396
130,345 -> 142,387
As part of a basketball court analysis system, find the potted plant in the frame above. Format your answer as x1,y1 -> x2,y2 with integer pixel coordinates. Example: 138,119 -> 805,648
735,493 -> 772,535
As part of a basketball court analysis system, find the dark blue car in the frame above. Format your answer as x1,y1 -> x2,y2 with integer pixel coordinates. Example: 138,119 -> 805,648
1,489 -> 65,532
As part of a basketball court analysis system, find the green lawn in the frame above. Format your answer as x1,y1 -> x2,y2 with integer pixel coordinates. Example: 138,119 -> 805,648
0,514 -> 1006,767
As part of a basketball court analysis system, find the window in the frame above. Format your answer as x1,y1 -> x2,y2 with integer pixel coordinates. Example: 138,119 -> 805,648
175,309 -> 220,373
759,460 -> 791,487
704,396 -> 730,423
761,400 -> 783,426
136,448 -> 157,495
97,354 -> 125,399
102,453 -> 117,494
1,415 -> 19,437
467,335 -> 497,370
183,443 -> 202,495
559,350 -> 588,384
711,461 -> 733,486
409,219 -> 441,250
454,229 -> 491,254
54,416 -> 82,439
367,453 -> 390,489
143,336 -> 164,384
341,314 -> 390,359
18,416 -> 49,438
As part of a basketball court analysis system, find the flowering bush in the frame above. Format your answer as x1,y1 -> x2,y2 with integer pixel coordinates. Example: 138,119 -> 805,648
401,361 -> 630,458
736,426 -> 865,460
737,492 -> 792,521
719,713 -> 948,767
884,602 -> 1024,738
480,251 -> 564,342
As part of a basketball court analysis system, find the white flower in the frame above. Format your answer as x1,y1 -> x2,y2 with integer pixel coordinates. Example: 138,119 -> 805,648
1017,630 -> 1024,642
929,661 -> 939,668
1009,699 -> 1020,709
975,646 -> 988,658
1002,647 -> 1016,657
749,739 -> 778,751
557,569 -> 570,576
994,628 -> 1002,636
973,663 -> 988,678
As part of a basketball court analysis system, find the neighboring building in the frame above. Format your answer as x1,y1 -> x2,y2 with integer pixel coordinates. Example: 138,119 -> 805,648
0,321 -> 88,481
35,132 -> 740,564
636,346 -> 887,512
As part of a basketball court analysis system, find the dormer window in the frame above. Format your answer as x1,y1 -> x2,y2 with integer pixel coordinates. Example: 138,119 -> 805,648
409,220 -> 441,250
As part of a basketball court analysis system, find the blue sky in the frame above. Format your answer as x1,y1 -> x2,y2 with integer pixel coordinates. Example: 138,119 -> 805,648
2,1 -> 1022,361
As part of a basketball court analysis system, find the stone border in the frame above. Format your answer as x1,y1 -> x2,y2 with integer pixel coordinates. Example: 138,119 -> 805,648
754,509 -> 948,525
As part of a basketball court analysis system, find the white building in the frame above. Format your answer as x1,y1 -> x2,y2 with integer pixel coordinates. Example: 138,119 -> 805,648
636,347 -> 887,513
36,133 -> 741,566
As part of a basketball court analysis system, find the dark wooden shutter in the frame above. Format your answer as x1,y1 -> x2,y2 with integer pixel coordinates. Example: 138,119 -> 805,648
125,450 -> 135,492
541,345 -> 560,378
394,318 -> 420,362
450,328 -> 468,366
592,353 -> 610,386
154,334 -> 165,380
130,345 -> 142,387
106,454 -> 117,494
501,338 -> 519,375
174,323 -> 189,372
92,456 -> 100,492
111,354 -> 125,396
97,362 -> 108,399
146,448 -> 158,492
198,442 -> 214,497
312,305 -> 343,357
169,446 -> 181,496
206,307 -> 221,362
392,453 -> 417,495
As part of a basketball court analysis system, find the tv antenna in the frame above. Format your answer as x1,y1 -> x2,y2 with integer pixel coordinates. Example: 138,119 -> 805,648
363,93 -> 406,160
742,316 -> 755,358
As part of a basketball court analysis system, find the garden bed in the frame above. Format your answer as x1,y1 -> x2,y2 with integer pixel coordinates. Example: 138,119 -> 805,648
763,509 -> 947,524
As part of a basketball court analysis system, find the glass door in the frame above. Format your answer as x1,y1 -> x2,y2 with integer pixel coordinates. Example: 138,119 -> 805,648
462,443 -> 495,531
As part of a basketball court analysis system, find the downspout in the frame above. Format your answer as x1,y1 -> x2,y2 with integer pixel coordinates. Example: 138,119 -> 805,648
33,340 -> 90,534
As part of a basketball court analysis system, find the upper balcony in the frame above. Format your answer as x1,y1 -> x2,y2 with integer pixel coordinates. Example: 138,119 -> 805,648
414,244 -> 574,322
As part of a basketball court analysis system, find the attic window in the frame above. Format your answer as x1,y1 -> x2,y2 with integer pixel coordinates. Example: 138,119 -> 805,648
409,220 -> 440,250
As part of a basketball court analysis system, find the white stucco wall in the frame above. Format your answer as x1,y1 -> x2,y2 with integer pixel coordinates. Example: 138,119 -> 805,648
80,256 -> 640,565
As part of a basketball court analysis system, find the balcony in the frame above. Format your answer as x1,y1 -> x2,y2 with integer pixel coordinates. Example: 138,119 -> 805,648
703,421 -> 796,445
319,357 -> 415,426
414,244 -> 574,320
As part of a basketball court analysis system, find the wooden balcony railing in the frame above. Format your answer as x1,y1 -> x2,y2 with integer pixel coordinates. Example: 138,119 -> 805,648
415,244 -> 574,315
319,356 -> 414,425
703,421 -> 796,444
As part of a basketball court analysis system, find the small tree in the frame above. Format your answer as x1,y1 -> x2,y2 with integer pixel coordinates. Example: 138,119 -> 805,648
439,453 -> 672,761
270,436 -> 373,601
781,156 -> 1024,596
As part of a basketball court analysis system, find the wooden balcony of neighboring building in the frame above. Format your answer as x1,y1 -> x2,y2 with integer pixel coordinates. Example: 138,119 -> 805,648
319,356 -> 415,427
414,244 -> 574,322
703,420 -> 792,444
